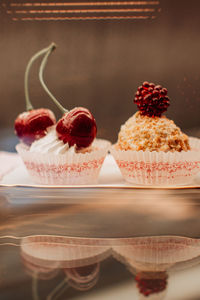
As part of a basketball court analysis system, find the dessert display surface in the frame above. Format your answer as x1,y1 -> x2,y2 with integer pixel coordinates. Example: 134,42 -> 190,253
0,178 -> 200,299
0,152 -> 200,189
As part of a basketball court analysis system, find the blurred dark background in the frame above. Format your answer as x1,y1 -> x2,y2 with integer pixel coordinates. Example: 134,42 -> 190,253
0,0 -> 200,151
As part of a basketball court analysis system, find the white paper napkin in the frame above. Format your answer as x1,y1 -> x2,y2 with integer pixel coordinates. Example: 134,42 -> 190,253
0,151 -> 22,181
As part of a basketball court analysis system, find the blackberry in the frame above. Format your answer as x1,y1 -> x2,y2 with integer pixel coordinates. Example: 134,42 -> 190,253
135,272 -> 168,296
134,81 -> 170,117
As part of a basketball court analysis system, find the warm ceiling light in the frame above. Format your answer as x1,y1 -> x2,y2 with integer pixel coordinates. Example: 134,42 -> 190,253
10,2 -> 160,7
2,1 -> 161,21
12,15 -> 156,21
8,8 -> 156,14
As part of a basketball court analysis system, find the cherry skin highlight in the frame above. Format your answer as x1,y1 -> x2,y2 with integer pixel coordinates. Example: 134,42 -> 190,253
14,108 -> 56,145
56,107 -> 97,149
134,81 -> 170,117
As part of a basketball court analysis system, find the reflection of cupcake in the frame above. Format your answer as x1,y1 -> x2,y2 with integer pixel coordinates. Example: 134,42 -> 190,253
15,43 -> 109,185
21,255 -> 58,280
111,81 -> 200,185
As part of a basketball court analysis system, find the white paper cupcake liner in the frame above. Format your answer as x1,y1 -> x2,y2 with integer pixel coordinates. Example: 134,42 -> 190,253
110,137 -> 200,186
16,139 -> 110,185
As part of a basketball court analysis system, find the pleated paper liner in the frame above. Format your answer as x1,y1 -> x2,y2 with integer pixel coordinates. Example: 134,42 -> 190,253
16,139 -> 110,185
110,137 -> 200,186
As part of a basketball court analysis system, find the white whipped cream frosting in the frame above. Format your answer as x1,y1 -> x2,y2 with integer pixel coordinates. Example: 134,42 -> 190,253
30,126 -> 75,155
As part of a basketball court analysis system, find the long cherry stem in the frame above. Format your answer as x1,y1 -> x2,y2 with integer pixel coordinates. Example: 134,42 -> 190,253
24,43 -> 55,111
39,43 -> 68,115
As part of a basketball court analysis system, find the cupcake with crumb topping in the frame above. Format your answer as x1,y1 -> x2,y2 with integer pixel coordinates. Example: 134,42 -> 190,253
110,81 -> 200,185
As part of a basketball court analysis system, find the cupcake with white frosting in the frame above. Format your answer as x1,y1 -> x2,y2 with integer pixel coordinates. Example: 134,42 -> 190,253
15,43 -> 110,185
16,125 -> 109,185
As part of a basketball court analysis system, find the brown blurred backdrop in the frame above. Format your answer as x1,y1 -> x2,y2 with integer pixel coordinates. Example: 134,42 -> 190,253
0,0 -> 200,151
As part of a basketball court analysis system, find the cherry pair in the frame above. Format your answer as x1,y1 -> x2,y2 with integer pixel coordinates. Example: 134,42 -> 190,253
14,43 -> 97,148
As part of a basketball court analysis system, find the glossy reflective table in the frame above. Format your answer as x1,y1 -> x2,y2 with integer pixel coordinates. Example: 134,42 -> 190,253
0,186 -> 200,300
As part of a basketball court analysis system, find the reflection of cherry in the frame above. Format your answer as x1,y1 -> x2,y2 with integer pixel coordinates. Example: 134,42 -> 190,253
65,263 -> 98,281
56,107 -> 97,148
64,263 -> 100,291
14,44 -> 56,145
39,45 -> 97,149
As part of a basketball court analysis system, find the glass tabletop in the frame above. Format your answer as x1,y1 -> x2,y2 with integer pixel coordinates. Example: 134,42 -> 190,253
0,187 -> 200,299
0,186 -> 200,238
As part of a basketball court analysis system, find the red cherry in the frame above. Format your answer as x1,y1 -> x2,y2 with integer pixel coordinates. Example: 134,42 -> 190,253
14,44 -> 57,146
56,107 -> 97,149
15,108 -> 56,145
38,45 -> 97,150
37,45 -> 97,150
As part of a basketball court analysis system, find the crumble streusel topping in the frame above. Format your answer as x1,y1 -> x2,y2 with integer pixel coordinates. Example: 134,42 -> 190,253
116,112 -> 190,152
